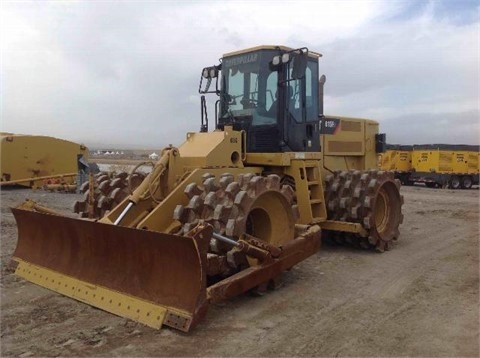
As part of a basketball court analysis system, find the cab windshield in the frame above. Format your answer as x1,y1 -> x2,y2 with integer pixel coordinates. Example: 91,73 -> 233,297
220,50 -> 278,125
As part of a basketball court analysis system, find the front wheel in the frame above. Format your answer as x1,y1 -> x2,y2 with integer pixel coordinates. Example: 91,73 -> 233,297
174,173 -> 299,276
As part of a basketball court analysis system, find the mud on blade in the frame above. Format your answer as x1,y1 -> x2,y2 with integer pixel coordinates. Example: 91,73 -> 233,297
11,207 -> 211,332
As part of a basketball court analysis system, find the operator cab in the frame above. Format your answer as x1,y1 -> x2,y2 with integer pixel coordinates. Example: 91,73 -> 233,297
200,46 -> 322,153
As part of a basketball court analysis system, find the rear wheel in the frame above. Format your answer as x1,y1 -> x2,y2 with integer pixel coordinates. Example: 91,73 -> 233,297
324,170 -> 404,252
449,176 -> 461,189
461,176 -> 473,189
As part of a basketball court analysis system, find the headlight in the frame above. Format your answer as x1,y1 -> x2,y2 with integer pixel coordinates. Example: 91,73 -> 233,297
281,53 -> 290,63
202,68 -> 209,78
209,68 -> 217,78
272,55 -> 281,66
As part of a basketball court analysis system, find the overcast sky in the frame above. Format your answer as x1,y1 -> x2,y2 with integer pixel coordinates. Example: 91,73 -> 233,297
1,0 -> 479,149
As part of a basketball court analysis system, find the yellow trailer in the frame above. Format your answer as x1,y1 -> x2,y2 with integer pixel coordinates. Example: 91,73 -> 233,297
410,144 -> 480,189
0,133 -> 89,188
379,145 -> 413,184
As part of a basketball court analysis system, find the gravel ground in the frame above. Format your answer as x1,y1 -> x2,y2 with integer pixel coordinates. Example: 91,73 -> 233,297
1,184 -> 478,357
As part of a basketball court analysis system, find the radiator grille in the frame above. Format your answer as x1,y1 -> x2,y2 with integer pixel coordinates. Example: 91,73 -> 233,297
341,120 -> 362,132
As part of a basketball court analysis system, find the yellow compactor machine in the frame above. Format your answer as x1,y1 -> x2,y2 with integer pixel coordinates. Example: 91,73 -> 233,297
11,45 -> 403,332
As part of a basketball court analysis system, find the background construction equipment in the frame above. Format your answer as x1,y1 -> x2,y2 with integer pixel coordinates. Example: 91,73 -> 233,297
1,133 -> 90,189
380,144 -> 479,188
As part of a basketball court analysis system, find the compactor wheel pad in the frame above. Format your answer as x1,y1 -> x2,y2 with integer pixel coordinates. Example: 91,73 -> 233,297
324,170 -> 404,252
73,171 -> 146,218
173,173 -> 298,274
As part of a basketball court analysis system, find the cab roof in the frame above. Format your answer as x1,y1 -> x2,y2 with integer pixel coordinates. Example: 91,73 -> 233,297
223,45 -> 322,59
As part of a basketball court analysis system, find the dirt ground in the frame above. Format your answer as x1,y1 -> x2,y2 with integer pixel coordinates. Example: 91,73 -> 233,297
1,184 -> 478,357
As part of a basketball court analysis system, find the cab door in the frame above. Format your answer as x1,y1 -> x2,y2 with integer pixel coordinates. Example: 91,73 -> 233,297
284,60 -> 319,152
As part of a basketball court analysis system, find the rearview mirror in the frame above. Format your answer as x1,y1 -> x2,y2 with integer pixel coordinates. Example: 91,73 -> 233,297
292,52 -> 307,79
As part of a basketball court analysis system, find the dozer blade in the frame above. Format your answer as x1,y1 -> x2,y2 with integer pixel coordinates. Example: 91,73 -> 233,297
10,207 -> 212,332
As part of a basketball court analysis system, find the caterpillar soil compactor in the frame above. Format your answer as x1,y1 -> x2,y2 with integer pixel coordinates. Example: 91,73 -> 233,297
11,45 -> 403,332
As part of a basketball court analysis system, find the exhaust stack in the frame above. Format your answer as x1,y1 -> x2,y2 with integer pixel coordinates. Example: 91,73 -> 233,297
319,74 -> 326,116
